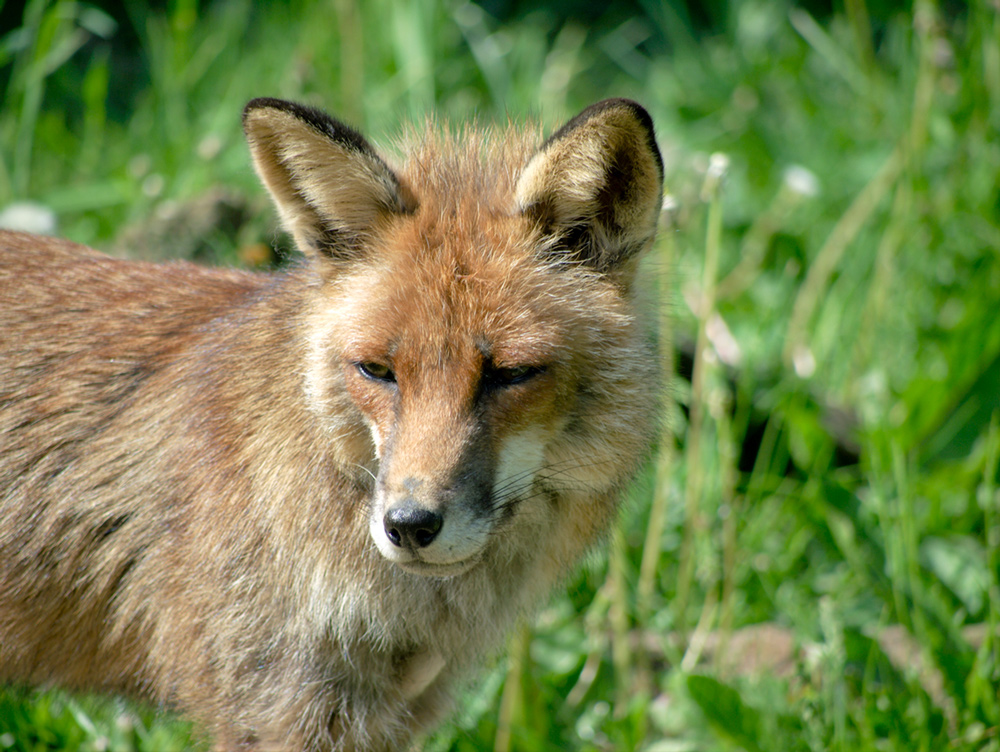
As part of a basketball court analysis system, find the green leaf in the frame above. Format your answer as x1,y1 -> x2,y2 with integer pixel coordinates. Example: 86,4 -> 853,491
920,535 -> 989,616
686,674 -> 764,752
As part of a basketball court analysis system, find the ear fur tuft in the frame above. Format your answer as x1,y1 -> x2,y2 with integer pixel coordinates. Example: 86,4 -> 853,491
242,98 -> 414,262
515,98 -> 663,272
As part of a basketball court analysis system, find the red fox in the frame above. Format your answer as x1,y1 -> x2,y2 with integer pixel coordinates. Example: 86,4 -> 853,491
0,98 -> 663,750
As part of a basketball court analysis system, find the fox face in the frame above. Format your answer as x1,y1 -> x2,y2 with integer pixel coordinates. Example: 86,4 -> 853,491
332,231 -> 603,576
243,98 -> 663,578
338,256 -> 565,576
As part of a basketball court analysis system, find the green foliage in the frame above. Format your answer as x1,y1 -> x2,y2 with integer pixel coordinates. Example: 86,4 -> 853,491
0,687 -> 195,751
2,0 -> 999,750
686,675 -> 765,751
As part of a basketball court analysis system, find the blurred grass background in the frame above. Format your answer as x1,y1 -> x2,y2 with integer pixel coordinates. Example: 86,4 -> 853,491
1,0 -> 999,750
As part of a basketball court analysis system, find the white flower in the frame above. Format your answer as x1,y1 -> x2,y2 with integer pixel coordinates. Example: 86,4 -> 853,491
792,344 -> 817,378
783,164 -> 820,198
0,201 -> 57,235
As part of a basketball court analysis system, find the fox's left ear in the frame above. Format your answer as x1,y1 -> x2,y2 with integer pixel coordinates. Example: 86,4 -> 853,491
243,98 -> 414,265
516,98 -> 663,274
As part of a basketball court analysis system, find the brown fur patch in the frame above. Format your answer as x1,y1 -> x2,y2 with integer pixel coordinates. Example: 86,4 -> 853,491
0,98 -> 663,751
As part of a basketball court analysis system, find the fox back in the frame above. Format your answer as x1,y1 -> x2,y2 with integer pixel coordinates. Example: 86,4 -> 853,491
0,98 -> 663,751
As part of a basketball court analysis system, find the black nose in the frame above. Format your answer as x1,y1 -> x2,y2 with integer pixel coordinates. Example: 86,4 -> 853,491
383,503 -> 443,549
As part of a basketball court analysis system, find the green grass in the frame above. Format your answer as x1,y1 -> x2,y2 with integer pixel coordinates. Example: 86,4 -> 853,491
2,0 -> 999,750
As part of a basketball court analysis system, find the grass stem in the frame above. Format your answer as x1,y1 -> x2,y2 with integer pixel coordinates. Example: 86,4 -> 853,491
608,523 -> 633,717
783,144 -> 904,369
676,156 -> 726,640
494,622 -> 529,752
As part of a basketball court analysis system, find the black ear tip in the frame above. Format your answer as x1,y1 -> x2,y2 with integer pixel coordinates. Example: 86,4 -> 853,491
592,99 -> 662,180
559,98 -> 655,132
241,98 -> 377,159
242,98 -> 335,130
243,97 -> 291,123
543,98 -> 663,181
607,98 -> 656,134
586,97 -> 653,120
244,96 -> 288,111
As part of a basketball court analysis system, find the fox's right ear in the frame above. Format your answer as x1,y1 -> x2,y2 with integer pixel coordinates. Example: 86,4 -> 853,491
242,98 -> 414,263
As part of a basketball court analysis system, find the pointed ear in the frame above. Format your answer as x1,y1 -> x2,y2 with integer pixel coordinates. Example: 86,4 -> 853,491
515,98 -> 663,273
242,98 -> 414,261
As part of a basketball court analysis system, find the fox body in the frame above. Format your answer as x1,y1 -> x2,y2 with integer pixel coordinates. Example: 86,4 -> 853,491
0,98 -> 663,750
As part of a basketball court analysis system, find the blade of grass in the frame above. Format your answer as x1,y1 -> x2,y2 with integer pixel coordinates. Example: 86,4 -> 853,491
607,522 -> 633,718
10,0 -> 56,197
676,154 -> 728,641
715,384 -> 739,672
494,622 -> 529,752
637,197 -> 680,687
782,143 -> 903,369
334,0 -> 363,125
970,413 -> 1000,723
789,7 -> 872,101
77,44 -> 110,178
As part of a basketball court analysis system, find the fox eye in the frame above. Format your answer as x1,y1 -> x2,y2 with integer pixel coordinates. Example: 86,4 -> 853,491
357,361 -> 395,383
485,364 -> 546,388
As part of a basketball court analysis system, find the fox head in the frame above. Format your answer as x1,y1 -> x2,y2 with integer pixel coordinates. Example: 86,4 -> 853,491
243,98 -> 663,578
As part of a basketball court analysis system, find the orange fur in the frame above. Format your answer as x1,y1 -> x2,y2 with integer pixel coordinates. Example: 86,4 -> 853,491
0,98 -> 663,751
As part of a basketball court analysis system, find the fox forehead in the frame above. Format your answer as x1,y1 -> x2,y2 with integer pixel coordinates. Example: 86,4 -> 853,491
390,122 -> 540,208
329,219 -> 584,365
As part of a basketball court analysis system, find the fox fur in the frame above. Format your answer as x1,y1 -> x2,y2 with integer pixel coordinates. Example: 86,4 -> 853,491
0,98 -> 663,751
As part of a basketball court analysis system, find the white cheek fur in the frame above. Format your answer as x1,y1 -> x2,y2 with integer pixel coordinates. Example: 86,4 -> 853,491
492,426 -> 549,502
367,421 -> 383,460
